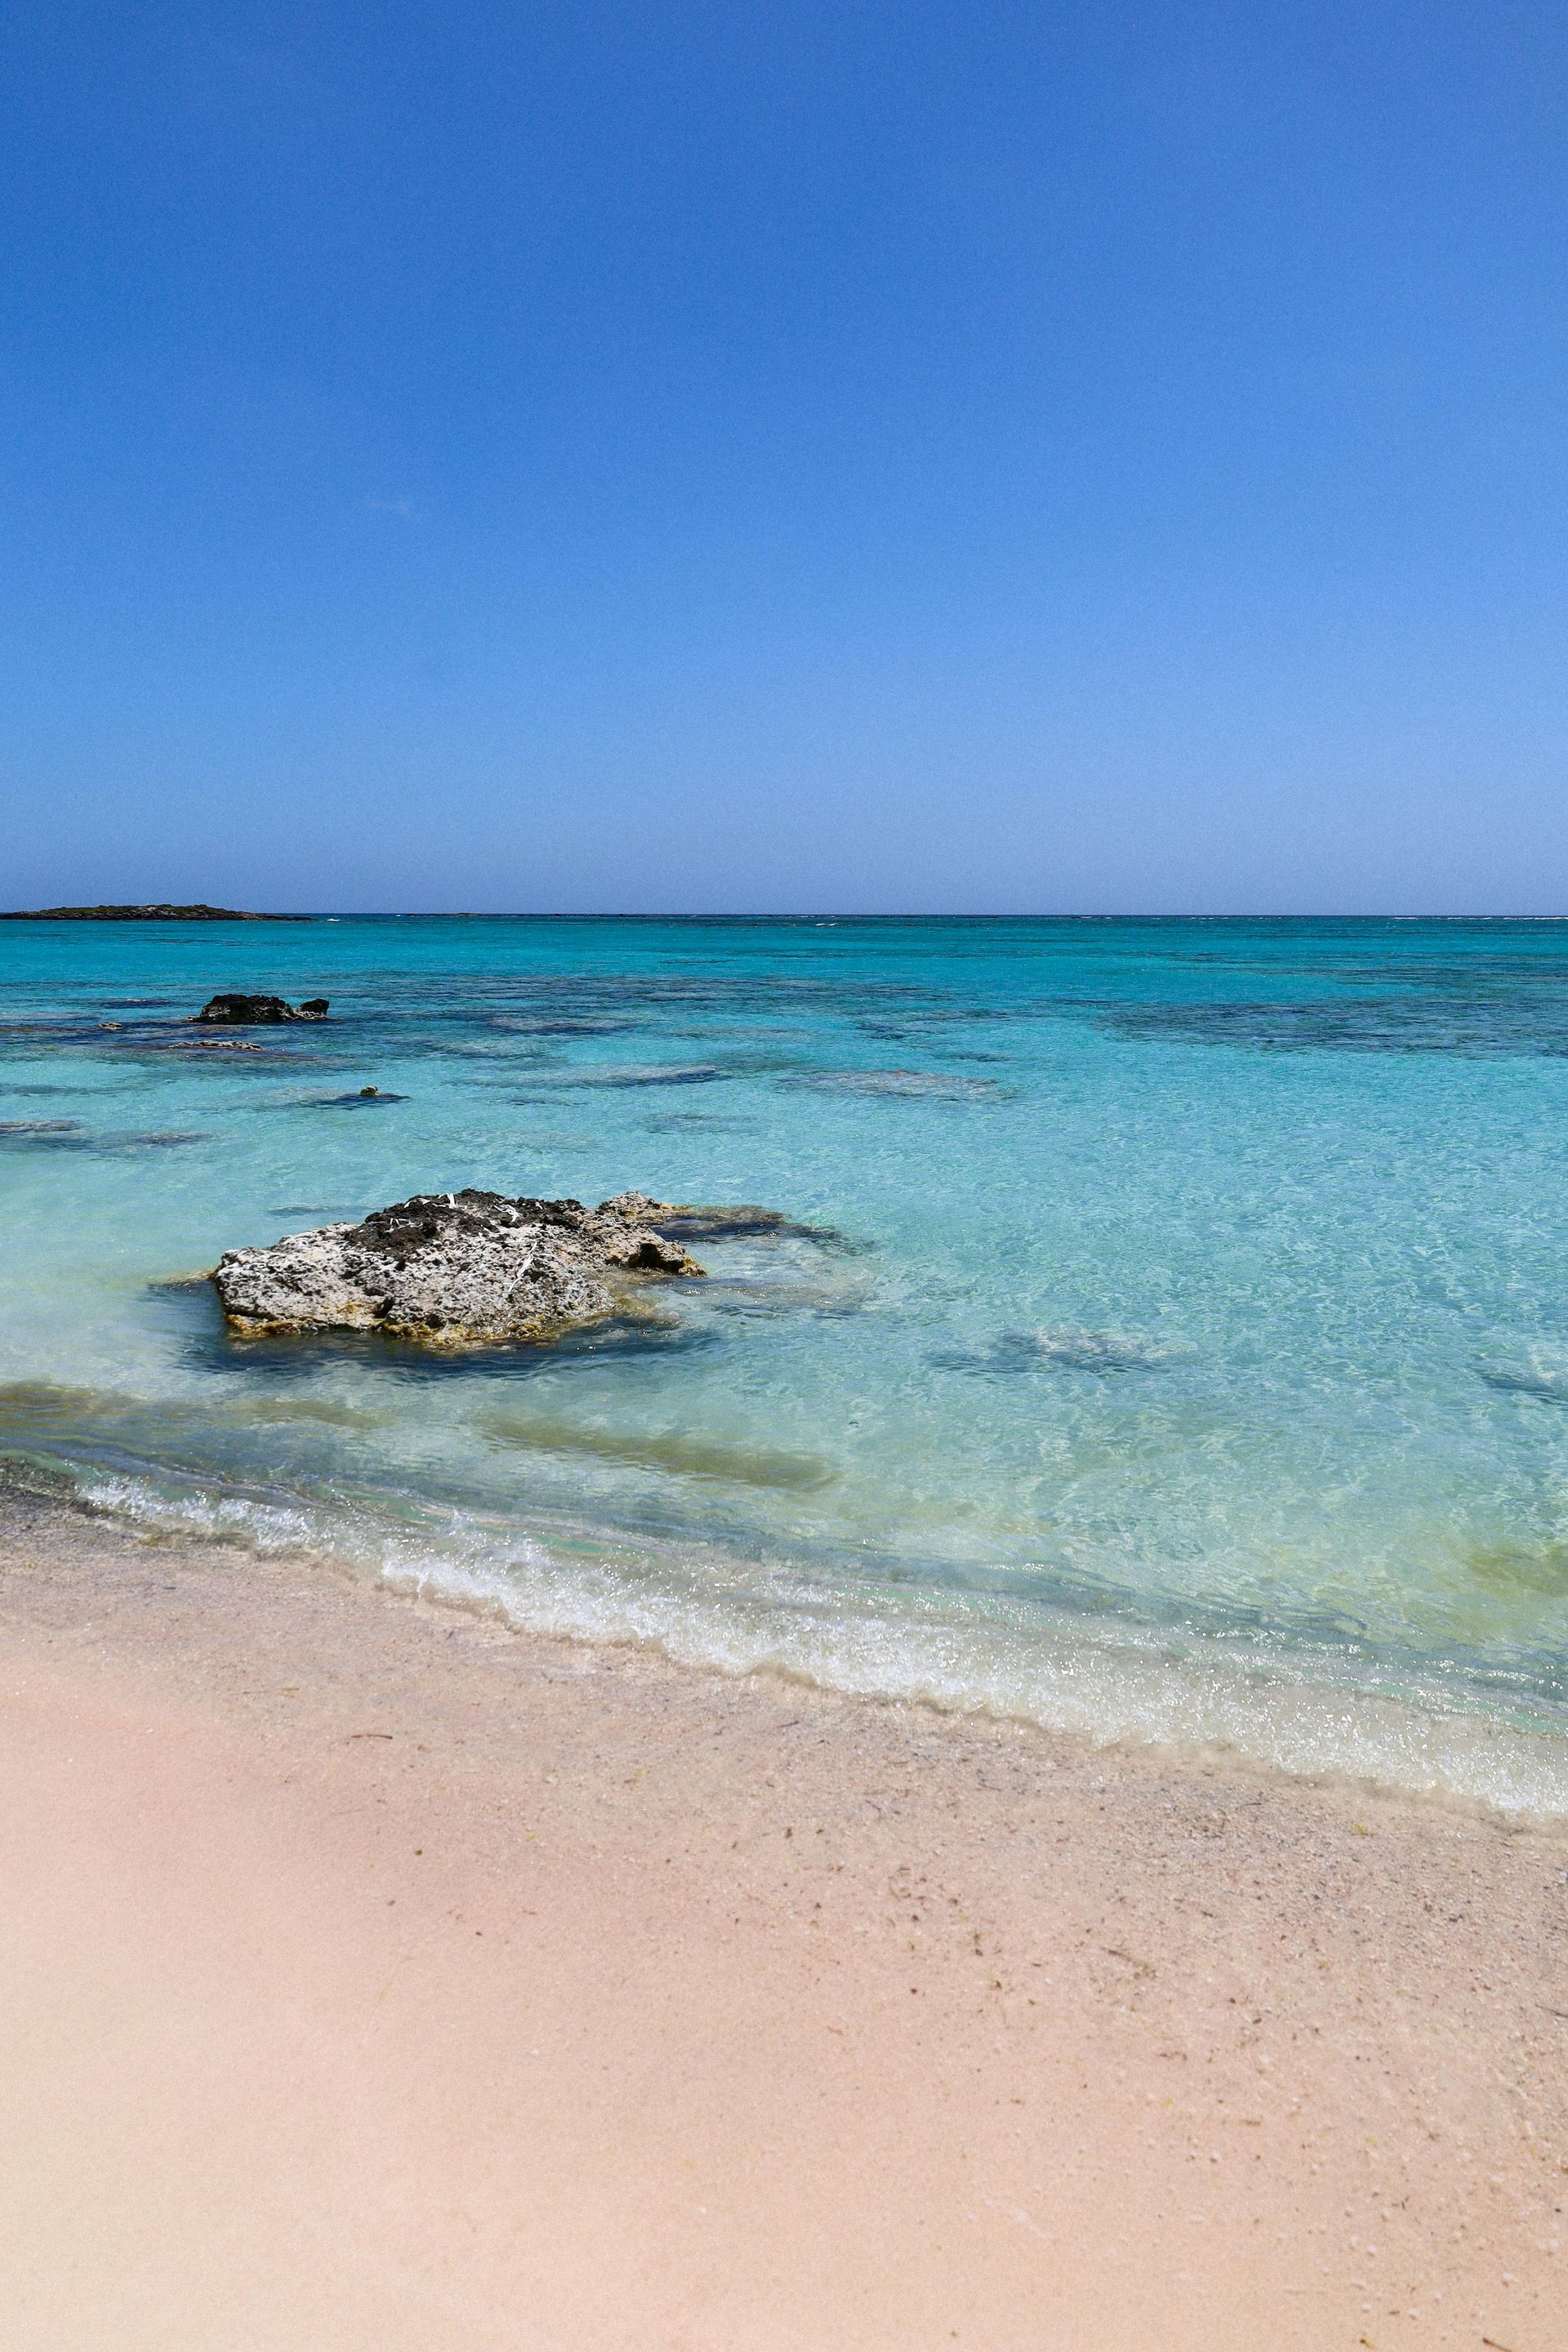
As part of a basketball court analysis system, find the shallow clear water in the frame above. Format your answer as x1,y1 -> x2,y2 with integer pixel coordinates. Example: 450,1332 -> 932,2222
4,915 -> 1568,1810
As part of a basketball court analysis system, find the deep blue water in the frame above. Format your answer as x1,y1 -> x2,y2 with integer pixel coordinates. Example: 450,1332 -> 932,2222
5,915 -> 1568,1810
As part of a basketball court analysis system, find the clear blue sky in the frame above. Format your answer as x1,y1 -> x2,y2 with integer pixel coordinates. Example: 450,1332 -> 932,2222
4,2 -> 1566,913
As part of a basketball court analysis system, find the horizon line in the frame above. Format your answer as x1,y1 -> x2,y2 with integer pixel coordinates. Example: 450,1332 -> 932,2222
5,908 -> 1568,926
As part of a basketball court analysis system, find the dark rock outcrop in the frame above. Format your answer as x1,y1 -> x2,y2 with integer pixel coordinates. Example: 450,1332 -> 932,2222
194,993 -> 329,1024
212,1190 -> 706,1343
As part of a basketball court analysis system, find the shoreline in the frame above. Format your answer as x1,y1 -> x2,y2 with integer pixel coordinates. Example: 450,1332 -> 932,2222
2,1489 -> 1566,2347
57,1459 -> 1568,1824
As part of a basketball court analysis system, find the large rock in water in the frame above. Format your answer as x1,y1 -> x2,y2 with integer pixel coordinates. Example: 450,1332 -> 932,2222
212,1189 -> 704,1343
194,993 -> 328,1023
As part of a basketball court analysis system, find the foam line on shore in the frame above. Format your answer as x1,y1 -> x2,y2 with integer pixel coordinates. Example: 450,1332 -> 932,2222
50,1463 -> 1568,1822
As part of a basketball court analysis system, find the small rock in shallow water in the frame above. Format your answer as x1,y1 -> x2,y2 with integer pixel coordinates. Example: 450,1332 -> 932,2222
194,993 -> 328,1024
212,1189 -> 711,1344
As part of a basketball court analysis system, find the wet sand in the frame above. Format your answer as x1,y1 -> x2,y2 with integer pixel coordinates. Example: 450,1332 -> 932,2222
0,1490 -> 1564,2350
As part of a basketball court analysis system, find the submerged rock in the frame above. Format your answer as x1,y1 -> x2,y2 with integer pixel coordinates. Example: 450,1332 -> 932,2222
194,993 -> 329,1024
642,1202 -> 846,1244
212,1189 -> 706,1343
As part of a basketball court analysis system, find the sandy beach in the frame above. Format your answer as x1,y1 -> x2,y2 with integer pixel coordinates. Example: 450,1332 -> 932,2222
0,1490 -> 1561,2350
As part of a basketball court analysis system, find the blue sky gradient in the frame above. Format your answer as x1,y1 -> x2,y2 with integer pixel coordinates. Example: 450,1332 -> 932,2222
4,2 -> 1566,911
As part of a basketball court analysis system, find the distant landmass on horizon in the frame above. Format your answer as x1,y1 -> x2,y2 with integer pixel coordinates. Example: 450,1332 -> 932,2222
0,903 -> 311,921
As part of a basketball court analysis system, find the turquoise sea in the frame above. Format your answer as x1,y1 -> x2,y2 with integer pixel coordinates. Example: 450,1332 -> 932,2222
4,915 -> 1568,1812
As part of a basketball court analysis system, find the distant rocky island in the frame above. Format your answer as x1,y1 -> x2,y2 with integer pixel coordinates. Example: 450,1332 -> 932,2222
1,902 -> 310,921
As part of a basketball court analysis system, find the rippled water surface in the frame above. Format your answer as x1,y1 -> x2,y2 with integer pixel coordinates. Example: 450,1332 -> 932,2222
4,915 -> 1568,1809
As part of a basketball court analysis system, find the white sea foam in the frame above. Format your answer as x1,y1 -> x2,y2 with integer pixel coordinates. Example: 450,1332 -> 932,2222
74,1469 -> 1568,1821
